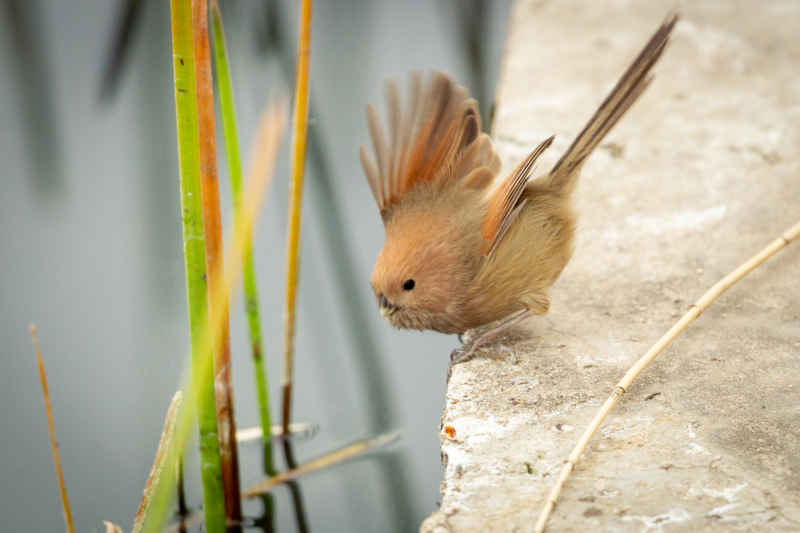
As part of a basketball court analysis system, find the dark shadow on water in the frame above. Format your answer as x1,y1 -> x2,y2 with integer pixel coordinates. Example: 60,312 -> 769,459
132,0 -> 183,308
280,438 -> 310,533
452,0 -> 490,125
177,455 -> 190,518
251,494 -> 276,533
98,0 -> 146,102
1,0 -> 63,196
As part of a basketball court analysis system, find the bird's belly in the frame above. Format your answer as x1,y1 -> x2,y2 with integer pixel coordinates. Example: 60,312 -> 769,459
466,200 -> 576,326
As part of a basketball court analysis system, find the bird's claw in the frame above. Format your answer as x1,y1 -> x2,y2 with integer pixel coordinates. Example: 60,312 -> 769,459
498,344 -> 518,364
450,345 -> 476,365
447,341 -> 519,383
447,344 -> 477,383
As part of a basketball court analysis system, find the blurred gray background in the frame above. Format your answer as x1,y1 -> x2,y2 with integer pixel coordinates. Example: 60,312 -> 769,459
0,0 -> 509,531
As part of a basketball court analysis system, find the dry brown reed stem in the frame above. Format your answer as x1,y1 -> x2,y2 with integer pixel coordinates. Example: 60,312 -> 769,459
243,430 -> 400,498
191,0 -> 241,519
534,218 -> 800,533
281,0 -> 312,435
132,392 -> 183,533
29,324 -> 75,533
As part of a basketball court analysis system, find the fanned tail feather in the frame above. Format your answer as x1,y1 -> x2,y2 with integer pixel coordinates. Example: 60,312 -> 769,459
546,14 -> 678,194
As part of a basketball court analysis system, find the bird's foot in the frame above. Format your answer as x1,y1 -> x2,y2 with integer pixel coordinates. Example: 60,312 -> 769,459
447,344 -> 477,383
447,310 -> 532,382
447,341 -> 518,383
452,342 -> 517,365
497,344 -> 519,364
451,343 -> 478,365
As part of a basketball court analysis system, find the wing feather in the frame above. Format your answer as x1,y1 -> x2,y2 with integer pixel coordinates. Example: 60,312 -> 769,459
481,136 -> 554,256
361,72 -> 499,218
366,103 -> 389,208
359,145 -> 381,205
385,80 -> 402,200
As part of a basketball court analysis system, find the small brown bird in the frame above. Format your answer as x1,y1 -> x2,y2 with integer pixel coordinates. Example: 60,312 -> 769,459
361,15 -> 677,361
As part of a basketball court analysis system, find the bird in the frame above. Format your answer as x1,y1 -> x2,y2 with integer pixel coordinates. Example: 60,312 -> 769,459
360,15 -> 678,363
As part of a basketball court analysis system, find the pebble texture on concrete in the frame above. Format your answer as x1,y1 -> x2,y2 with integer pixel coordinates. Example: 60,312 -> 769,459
421,2 -> 800,531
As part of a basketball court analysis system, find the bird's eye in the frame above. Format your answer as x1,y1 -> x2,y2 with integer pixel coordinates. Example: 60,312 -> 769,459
402,279 -> 415,291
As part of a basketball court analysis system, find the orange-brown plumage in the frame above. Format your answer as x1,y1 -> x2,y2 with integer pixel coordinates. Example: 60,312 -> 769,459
361,16 -> 677,342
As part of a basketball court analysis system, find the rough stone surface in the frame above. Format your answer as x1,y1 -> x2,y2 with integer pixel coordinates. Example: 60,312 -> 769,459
421,2 -> 800,531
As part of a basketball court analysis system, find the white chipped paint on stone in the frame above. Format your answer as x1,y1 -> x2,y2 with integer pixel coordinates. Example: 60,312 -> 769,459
439,414 -> 538,513
626,205 -> 727,235
575,353 -> 599,366
443,415 -> 516,444
707,502 -> 738,518
704,482 -> 748,502
687,442 -> 710,455
599,415 -> 654,440
685,423 -> 712,456
440,415 -> 530,473
700,483 -> 749,520
621,507 -> 691,532
677,20 -> 754,73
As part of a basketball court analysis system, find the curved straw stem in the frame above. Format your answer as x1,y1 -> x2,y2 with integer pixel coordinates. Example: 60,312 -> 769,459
281,0 -> 312,435
534,219 -> 800,533
29,325 -> 75,533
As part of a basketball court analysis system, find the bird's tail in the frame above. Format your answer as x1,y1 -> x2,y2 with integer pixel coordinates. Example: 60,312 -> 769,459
545,14 -> 678,195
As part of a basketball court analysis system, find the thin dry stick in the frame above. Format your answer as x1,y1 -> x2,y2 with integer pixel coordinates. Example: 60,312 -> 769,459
534,219 -> 800,533
104,521 -> 124,533
29,324 -> 76,533
132,392 -> 183,533
235,422 -> 318,443
243,430 -> 400,498
281,0 -> 312,436
191,0 -> 242,522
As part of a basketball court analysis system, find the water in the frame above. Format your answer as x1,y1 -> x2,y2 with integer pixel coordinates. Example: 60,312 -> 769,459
0,1 -> 508,531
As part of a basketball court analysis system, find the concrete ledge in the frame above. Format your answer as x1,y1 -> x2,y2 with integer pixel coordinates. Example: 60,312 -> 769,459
422,1 -> 800,531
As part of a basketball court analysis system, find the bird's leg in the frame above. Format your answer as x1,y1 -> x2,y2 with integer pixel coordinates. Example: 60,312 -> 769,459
451,308 -> 532,366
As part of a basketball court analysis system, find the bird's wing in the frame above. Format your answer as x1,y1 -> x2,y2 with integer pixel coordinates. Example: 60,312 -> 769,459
480,136 -> 554,257
360,72 -> 500,221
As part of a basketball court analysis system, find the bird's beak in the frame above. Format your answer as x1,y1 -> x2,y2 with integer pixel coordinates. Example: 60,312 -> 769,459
378,294 -> 397,317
